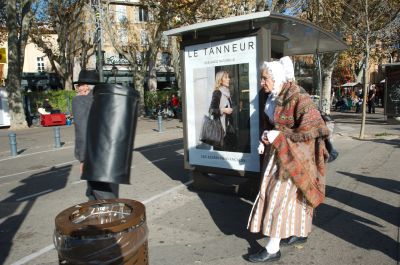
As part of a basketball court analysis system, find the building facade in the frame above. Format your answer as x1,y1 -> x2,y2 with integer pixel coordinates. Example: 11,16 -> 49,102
1,0 -> 175,91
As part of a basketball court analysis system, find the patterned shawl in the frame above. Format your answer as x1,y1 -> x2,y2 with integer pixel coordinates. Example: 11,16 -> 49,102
271,83 -> 330,208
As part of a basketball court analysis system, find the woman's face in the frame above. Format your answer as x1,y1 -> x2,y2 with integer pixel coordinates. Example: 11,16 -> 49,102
221,74 -> 230,87
260,69 -> 274,93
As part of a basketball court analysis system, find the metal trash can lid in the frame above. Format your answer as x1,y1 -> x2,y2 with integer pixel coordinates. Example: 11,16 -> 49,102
54,199 -> 146,237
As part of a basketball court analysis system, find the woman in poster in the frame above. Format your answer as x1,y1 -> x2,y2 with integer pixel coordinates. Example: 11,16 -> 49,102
209,70 -> 236,151
246,57 -> 330,262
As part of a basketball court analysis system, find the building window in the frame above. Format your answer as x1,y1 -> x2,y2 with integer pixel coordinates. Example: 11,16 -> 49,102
136,51 -> 142,65
37,57 -> 44,72
118,28 -> 128,45
140,30 -> 149,47
138,7 -> 148,22
115,5 -> 127,23
161,35 -> 169,48
161,52 -> 171,66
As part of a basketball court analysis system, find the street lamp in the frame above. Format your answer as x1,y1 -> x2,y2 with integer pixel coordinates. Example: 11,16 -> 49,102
111,64 -> 118,84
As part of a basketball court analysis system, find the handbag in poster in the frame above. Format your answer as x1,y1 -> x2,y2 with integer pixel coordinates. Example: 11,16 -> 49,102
199,115 -> 224,148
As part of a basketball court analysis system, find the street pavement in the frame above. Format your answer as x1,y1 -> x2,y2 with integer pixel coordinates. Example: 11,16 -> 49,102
0,109 -> 399,265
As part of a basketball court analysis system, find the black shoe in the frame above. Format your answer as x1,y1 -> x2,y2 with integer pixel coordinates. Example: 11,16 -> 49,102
281,236 -> 307,246
248,249 -> 281,263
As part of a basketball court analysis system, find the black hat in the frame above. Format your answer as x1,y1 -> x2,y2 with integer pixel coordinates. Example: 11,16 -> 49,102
73,70 -> 101,85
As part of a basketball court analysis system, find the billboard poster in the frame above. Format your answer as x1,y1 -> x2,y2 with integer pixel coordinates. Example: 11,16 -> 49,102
386,66 -> 400,118
184,36 -> 260,172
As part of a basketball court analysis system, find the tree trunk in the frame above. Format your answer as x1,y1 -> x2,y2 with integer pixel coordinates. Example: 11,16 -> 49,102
63,73 -> 73,91
171,36 -> 181,91
135,71 -> 145,115
6,0 -> 28,129
321,53 -> 338,114
359,53 -> 369,139
359,0 -> 370,139
322,69 -> 333,114
6,67 -> 27,129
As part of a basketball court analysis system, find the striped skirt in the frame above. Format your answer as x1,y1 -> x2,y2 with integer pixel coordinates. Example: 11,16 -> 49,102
247,151 -> 313,239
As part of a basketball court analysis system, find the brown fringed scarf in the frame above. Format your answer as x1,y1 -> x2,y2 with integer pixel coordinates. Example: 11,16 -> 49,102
271,84 -> 330,208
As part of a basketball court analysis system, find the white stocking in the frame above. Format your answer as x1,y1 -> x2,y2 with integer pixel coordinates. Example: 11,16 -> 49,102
266,237 -> 281,254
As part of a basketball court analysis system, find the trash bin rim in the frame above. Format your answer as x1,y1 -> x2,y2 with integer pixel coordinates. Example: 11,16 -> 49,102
55,198 -> 146,237
93,84 -> 139,97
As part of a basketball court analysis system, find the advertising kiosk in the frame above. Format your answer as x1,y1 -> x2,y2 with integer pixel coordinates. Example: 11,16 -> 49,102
382,63 -> 400,122
165,11 -> 347,197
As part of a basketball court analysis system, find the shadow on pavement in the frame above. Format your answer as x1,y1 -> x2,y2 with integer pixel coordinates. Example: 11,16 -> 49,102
134,139 -> 189,183
314,203 -> 398,261
0,165 -> 71,264
314,172 -> 400,261
337,171 -> 399,195
326,185 -> 398,226
17,149 -> 27,155
370,138 -> 400,148
193,190 -> 263,254
331,111 -> 389,126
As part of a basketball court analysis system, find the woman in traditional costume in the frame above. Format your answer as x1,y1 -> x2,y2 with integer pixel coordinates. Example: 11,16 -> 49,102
247,57 -> 330,262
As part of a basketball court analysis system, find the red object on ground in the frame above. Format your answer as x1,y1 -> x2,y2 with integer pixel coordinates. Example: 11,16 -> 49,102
40,114 -> 66,126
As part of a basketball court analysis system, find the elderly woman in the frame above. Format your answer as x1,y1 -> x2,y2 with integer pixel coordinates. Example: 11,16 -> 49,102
209,70 -> 236,151
246,57 -> 330,262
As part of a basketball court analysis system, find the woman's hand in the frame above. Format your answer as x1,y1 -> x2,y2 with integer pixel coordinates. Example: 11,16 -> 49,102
261,130 -> 270,145
261,135 -> 270,145
222,107 -> 233,115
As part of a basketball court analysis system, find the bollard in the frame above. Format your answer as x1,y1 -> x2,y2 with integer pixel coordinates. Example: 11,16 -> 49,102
8,132 -> 17,156
157,113 -> 163,133
53,127 -> 61,148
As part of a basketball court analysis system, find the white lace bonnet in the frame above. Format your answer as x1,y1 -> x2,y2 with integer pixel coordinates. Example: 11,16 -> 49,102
261,56 -> 295,92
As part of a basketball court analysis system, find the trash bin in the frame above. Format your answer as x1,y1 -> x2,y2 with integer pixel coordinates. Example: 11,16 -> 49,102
82,84 -> 139,185
54,199 -> 149,264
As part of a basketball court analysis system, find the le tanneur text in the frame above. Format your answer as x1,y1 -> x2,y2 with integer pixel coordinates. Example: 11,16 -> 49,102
187,40 -> 255,58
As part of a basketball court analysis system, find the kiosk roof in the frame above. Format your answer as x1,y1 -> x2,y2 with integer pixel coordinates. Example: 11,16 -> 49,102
164,11 -> 347,55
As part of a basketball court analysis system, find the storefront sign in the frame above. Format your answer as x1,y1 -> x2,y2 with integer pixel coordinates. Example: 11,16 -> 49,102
106,56 -> 130,65
184,36 -> 260,172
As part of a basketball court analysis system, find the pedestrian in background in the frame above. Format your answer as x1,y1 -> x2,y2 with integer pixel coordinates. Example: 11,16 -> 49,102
171,94 -> 180,118
368,84 -> 376,114
42,98 -> 53,113
246,57 -> 330,263
72,69 -> 118,200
